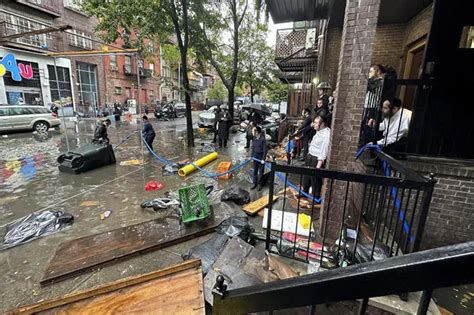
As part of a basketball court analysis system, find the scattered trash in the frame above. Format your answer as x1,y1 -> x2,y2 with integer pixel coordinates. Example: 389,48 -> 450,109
32,290 -> 39,296
221,186 -> 250,205
216,161 -> 232,180
100,209 -> 112,220
201,143 -> 216,153
162,163 -> 180,176
2,135 -> 8,138
120,159 -> 144,166
183,216 -> 252,275
140,198 -> 179,210
1,210 -> 74,250
262,209 -> 313,237
145,180 -> 165,191
80,200 -> 99,207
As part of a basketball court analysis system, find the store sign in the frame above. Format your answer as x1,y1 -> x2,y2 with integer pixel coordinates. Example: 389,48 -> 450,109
0,54 -> 33,81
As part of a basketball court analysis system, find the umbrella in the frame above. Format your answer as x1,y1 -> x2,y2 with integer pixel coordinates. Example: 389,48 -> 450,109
241,103 -> 271,115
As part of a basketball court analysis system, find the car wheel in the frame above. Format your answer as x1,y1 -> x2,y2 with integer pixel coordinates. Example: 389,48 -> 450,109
33,121 -> 49,133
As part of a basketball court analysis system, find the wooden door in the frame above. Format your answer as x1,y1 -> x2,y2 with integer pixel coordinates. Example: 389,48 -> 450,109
404,47 -> 424,110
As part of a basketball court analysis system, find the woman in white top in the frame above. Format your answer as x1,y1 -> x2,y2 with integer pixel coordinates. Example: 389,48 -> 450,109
302,115 -> 331,201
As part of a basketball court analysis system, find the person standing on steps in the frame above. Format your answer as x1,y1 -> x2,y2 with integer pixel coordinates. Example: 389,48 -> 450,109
142,115 -> 156,151
250,125 -> 267,191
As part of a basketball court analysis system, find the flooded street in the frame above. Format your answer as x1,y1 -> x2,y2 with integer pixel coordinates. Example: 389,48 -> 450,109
0,113 -> 255,311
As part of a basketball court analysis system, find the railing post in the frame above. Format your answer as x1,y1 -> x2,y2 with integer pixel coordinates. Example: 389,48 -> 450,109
358,298 -> 369,315
266,162 -> 276,251
416,289 -> 433,315
212,275 -> 228,315
412,173 -> 436,252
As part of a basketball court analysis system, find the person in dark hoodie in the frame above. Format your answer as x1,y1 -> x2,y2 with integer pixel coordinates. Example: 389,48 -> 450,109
294,107 -> 313,161
250,125 -> 267,191
142,115 -> 156,151
93,119 -> 111,143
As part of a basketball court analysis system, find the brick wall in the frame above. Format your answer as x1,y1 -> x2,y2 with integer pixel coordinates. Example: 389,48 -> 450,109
404,5 -> 433,47
320,0 -> 381,239
371,24 -> 405,74
322,28 -> 342,91
405,157 -> 474,249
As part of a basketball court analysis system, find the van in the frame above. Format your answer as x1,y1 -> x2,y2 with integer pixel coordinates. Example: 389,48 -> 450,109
0,105 -> 61,133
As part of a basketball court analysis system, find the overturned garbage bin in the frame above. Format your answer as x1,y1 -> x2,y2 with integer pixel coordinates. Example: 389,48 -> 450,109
57,142 -> 116,174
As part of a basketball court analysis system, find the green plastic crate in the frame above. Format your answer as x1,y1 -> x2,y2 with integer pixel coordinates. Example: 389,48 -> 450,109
178,183 -> 210,223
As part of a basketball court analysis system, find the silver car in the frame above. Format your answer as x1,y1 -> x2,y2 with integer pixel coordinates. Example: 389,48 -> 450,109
0,105 -> 61,133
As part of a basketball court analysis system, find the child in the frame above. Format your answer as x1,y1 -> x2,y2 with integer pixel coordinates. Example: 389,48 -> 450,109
251,126 -> 267,191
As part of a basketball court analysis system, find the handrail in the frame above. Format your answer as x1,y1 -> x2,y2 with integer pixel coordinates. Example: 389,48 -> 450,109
212,241 -> 474,314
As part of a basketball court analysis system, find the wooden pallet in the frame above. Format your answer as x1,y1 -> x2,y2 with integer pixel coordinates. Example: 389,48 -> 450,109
10,260 -> 205,315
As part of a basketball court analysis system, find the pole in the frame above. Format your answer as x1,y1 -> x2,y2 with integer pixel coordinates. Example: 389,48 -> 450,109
54,57 -> 70,152
178,61 -> 181,101
136,53 -> 144,160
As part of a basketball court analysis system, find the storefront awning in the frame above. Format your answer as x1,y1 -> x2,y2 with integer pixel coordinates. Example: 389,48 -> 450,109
267,0 -> 332,23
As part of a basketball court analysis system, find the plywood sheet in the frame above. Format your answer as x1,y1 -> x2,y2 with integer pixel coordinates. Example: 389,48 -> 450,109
242,195 -> 279,215
12,260 -> 205,315
41,216 -> 220,286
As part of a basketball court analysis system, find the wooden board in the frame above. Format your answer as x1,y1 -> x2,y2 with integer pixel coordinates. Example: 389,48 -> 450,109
11,260 -> 205,315
242,195 -> 279,215
41,217 -> 220,286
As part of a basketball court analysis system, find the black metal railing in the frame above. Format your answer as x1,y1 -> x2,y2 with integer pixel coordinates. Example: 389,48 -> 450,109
259,152 -> 434,271
212,241 -> 474,314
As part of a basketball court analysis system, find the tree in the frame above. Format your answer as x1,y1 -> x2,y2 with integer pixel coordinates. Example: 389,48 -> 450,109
239,14 -> 274,102
207,78 -> 227,100
83,0 -> 197,147
266,80 -> 288,103
194,0 -> 249,116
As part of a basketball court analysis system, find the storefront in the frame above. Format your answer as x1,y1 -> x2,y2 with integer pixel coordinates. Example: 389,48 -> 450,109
0,48 -> 74,115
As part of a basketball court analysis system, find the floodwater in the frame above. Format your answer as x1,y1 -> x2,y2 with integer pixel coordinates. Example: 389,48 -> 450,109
0,113 -> 255,312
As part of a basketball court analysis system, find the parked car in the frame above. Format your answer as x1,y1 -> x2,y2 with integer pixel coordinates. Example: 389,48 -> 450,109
198,106 -> 217,128
174,102 -> 186,117
0,105 -> 61,133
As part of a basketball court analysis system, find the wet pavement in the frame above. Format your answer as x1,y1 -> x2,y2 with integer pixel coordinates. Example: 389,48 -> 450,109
0,112 -> 261,312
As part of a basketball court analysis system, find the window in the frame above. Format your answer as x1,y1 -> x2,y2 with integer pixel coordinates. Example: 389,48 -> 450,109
48,65 -> 73,106
66,29 -> 93,50
76,62 -> 98,108
124,56 -> 132,73
459,26 -> 474,48
64,0 -> 84,11
5,14 -> 48,48
125,87 -> 131,98
3,59 -> 41,89
115,87 -> 122,95
149,63 -> 154,76
147,42 -> 154,54
110,54 -> 117,67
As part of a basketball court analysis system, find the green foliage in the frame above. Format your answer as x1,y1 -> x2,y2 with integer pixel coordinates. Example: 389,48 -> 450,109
266,81 -> 288,103
162,44 -> 180,65
207,79 -> 227,100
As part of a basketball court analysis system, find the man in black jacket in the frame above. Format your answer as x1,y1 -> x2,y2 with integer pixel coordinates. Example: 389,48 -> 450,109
142,115 -> 156,151
93,119 -> 111,143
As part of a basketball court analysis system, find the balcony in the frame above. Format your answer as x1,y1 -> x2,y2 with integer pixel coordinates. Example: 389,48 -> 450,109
275,27 -> 319,73
14,0 -> 61,17
0,13 -> 60,52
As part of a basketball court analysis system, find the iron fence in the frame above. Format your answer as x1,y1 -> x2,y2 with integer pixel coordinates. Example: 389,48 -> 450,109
263,151 -> 435,270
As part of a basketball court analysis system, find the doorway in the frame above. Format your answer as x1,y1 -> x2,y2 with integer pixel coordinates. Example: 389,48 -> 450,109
401,39 -> 426,110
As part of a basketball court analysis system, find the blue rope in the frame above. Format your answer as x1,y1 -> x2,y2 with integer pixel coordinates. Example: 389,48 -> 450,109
114,131 -> 138,149
355,143 -> 412,241
141,136 -> 323,203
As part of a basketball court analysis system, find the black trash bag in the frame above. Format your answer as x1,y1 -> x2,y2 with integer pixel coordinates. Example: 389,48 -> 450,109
182,233 -> 229,275
342,229 -> 390,264
182,216 -> 253,274
221,186 -> 250,205
216,216 -> 253,243
1,210 -> 74,250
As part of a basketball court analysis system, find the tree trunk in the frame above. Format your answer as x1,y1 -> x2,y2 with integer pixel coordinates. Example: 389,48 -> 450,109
250,82 -> 254,103
181,57 -> 194,147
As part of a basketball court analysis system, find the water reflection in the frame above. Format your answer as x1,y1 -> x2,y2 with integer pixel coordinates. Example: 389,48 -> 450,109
0,153 -> 44,186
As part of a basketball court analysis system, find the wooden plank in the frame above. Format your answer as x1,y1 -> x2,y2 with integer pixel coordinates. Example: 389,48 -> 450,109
242,195 -> 279,216
11,260 -> 204,315
41,217 -> 220,286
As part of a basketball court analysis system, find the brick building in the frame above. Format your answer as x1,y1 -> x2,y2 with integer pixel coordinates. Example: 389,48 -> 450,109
102,35 -> 160,108
0,0 -> 106,116
268,0 -> 474,250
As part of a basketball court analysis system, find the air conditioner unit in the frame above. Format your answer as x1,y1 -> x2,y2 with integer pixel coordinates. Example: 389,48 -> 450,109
111,65 -> 118,71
